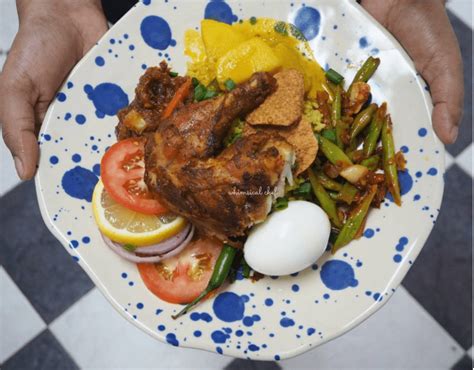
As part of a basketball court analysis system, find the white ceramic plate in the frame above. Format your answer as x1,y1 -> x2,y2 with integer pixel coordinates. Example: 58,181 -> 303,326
35,0 -> 444,361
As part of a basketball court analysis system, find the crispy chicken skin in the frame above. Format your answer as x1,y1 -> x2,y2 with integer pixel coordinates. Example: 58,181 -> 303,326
145,73 -> 295,242
116,61 -> 191,140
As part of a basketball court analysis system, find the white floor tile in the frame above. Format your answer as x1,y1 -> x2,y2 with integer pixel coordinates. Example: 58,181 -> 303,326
0,267 -> 46,363
0,54 -> 6,71
280,287 -> 464,370
0,0 -> 18,51
445,151 -> 455,170
0,131 -> 21,196
455,143 -> 473,177
447,0 -> 473,29
0,1 -> 21,195
50,288 -> 233,370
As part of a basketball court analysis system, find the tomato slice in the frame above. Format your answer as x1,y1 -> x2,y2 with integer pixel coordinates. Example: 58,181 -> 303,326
101,138 -> 167,215
138,237 -> 222,304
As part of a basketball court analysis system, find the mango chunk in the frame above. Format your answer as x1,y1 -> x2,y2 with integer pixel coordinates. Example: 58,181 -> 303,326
201,19 -> 247,64
185,29 -> 215,85
216,38 -> 282,86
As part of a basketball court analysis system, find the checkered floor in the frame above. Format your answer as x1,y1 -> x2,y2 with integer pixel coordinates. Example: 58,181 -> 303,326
0,0 -> 472,369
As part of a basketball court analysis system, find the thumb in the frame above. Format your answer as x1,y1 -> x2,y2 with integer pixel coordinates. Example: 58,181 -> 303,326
424,49 -> 464,144
361,0 -> 464,144
0,80 -> 39,180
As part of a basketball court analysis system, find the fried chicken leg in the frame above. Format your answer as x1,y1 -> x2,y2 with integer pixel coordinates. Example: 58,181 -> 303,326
145,73 -> 295,242
116,62 -> 191,140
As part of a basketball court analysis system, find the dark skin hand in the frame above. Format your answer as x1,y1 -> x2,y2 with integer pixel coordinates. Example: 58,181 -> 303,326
0,0 -> 108,179
361,0 -> 464,144
0,0 -> 464,180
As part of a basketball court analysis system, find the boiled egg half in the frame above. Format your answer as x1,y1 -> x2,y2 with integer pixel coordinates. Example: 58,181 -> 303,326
244,201 -> 330,276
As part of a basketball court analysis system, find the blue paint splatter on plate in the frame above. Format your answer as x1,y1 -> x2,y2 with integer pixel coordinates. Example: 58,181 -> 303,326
213,292 -> 245,322
364,228 -> 375,238
204,0 -> 237,24
211,330 -> 229,343
418,128 -> 427,137
95,56 -> 105,66
320,260 -> 358,290
280,317 -> 295,327
84,83 -> 129,117
57,92 -> 66,102
61,166 -> 98,202
166,333 -> 179,346
190,312 -> 213,322
141,16 -> 173,50
294,6 -> 321,40
359,36 -> 368,48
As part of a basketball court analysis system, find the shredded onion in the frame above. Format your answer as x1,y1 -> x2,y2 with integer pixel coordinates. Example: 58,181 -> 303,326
134,224 -> 191,255
340,165 -> 369,184
102,225 -> 195,263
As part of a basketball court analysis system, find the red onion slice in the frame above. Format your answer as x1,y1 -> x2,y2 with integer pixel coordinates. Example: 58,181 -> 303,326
102,225 -> 195,264
134,224 -> 191,255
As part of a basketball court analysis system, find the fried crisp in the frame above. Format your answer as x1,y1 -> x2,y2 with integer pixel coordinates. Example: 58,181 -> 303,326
244,117 -> 318,175
246,69 -> 305,126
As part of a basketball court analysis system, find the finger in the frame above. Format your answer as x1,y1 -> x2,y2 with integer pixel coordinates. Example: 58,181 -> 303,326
394,2 -> 464,144
428,59 -> 464,144
0,81 -> 39,180
362,0 -> 464,144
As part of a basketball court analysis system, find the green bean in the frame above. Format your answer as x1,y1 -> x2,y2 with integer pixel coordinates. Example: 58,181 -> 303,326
326,68 -> 344,85
331,85 -> 342,129
351,56 -> 381,86
241,258 -> 251,279
328,183 -> 358,205
172,244 -> 237,319
338,182 -> 359,205
381,115 -> 402,206
321,128 -> 337,143
319,135 -> 353,168
332,185 -> 377,253
350,103 -> 377,140
323,82 -> 336,103
308,168 -> 343,229
347,134 -> 365,153
363,103 -> 387,158
336,120 -> 350,149
346,149 -> 364,163
360,155 -> 381,171
315,171 -> 343,191
328,191 -> 339,201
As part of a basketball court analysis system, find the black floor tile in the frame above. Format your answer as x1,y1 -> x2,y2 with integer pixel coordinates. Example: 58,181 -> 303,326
101,0 -> 137,23
403,165 -> 472,349
452,354 -> 473,370
225,359 -> 282,370
0,181 -> 94,323
445,11 -> 472,156
2,329 -> 79,370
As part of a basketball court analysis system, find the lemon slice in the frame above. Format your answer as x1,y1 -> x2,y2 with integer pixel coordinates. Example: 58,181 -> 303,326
92,180 -> 187,246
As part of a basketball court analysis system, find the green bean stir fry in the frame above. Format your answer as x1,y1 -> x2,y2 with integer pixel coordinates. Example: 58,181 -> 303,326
288,56 -> 405,254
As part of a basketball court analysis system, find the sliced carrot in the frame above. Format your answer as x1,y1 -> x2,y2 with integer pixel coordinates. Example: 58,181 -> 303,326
162,78 -> 192,119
